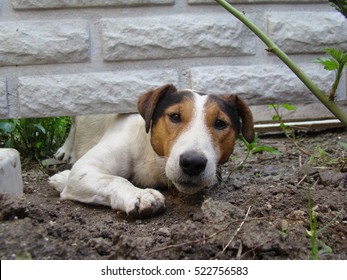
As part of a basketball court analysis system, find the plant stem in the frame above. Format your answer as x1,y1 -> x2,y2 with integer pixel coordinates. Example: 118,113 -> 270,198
214,0 -> 347,126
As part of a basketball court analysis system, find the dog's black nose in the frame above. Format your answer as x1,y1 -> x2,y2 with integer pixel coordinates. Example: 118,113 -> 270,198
179,152 -> 207,176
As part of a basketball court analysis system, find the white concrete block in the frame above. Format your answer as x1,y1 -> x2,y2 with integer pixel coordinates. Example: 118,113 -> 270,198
267,12 -> 347,53
0,149 -> 23,197
189,64 -> 335,105
18,69 -> 179,117
0,20 -> 90,66
100,14 -> 255,61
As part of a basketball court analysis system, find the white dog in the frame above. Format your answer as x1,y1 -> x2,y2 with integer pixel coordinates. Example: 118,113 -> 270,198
49,84 -> 254,218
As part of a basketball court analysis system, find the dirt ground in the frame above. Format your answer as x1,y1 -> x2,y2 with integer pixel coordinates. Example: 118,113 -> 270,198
0,128 -> 346,260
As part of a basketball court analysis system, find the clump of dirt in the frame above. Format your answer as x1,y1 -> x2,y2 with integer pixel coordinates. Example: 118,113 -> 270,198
0,129 -> 346,260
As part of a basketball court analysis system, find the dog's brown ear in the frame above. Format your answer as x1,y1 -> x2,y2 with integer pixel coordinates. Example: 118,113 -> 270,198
223,95 -> 255,143
137,84 -> 177,133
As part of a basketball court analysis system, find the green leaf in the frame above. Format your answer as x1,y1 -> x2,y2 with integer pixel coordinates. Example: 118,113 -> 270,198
281,103 -> 297,111
279,122 -> 287,129
338,141 -> 347,150
315,58 -> 339,71
272,115 -> 280,121
0,122 -> 16,133
252,145 -> 281,155
32,124 -> 46,134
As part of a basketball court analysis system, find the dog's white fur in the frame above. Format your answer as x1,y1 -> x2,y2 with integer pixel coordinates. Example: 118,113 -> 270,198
49,85 -> 254,218
50,114 -> 167,217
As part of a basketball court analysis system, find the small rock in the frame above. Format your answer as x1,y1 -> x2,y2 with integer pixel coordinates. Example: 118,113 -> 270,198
192,211 -> 204,222
158,227 -> 170,237
319,169 -> 346,187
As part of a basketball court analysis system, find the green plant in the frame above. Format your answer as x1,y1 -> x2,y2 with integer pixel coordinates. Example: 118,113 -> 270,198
217,133 -> 280,185
269,103 -> 310,155
0,117 -> 71,162
338,141 -> 347,150
238,133 -> 281,167
214,0 -> 347,126
329,0 -> 347,17
306,178 -> 341,259
315,48 -> 347,101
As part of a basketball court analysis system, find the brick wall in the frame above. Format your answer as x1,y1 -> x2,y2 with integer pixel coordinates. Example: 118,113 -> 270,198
0,0 -> 346,118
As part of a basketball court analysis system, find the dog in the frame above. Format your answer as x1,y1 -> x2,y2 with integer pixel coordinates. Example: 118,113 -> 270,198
49,84 -> 254,218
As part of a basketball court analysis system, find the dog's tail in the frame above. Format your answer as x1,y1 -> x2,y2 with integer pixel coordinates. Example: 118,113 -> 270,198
48,170 -> 70,193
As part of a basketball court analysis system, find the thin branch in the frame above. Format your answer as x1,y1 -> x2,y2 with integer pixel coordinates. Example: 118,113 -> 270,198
214,0 -> 347,127
214,206 -> 252,259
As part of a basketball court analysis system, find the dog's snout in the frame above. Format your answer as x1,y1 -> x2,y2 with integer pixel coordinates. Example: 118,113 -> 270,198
179,151 -> 207,176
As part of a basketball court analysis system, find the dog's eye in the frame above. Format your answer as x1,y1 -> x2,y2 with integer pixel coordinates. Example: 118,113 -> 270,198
169,113 -> 181,123
214,119 -> 227,130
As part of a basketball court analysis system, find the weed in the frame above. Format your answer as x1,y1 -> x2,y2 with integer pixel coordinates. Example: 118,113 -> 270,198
217,133 -> 280,186
269,103 -> 311,155
0,117 -> 71,162
306,178 -> 341,259
238,133 -> 281,167
315,48 -> 347,101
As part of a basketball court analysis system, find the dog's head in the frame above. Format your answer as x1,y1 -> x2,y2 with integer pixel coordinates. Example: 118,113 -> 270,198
138,84 -> 254,194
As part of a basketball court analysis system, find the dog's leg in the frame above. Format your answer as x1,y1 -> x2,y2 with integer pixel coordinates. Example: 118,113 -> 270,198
61,166 -> 166,218
49,170 -> 71,193
54,119 -> 76,163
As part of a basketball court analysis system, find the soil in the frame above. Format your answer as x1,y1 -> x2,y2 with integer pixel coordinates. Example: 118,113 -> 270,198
0,129 -> 346,260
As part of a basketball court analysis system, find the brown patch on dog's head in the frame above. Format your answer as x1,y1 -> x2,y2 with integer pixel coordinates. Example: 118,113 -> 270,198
137,84 -> 177,133
205,95 -> 254,164
138,85 -> 196,157
150,95 -> 195,157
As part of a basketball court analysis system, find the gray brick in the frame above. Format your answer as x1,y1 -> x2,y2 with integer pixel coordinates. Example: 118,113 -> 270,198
189,64 -> 335,105
18,70 -> 179,117
0,78 -> 7,118
100,15 -> 256,61
12,0 -> 174,9
0,21 -> 89,66
267,12 -> 347,54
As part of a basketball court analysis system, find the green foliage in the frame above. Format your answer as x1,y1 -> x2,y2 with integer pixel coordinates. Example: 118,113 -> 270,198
338,141 -> 347,150
0,117 -> 71,162
315,48 -> 347,101
329,0 -> 347,17
238,133 -> 281,167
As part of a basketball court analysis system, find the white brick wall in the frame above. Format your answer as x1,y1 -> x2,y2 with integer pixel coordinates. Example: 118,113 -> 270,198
0,21 -> 90,66
100,15 -> 255,61
0,0 -> 346,118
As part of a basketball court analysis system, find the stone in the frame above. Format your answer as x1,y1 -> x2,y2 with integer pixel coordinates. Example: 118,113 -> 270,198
0,21 -> 89,66
18,70 -> 179,117
0,149 -> 23,197
267,12 -> 347,53
100,14 -> 256,61
189,64 -> 335,105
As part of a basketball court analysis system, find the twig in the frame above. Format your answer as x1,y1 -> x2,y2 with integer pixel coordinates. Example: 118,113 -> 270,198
297,174 -> 307,186
214,0 -> 347,127
214,206 -> 252,259
146,214 -> 269,257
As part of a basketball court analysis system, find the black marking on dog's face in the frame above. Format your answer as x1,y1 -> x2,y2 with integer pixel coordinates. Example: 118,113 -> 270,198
206,95 -> 241,135
151,90 -> 194,129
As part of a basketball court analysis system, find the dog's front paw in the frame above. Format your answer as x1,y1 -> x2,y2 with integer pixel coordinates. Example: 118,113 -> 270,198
127,189 -> 166,219
54,146 -> 72,162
